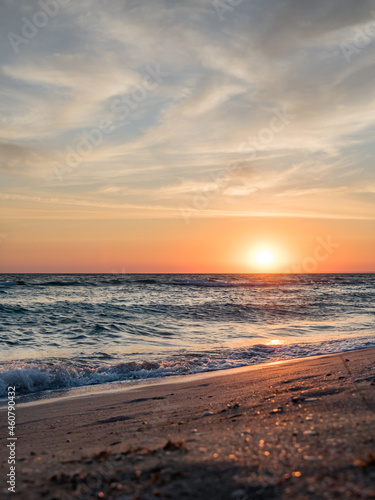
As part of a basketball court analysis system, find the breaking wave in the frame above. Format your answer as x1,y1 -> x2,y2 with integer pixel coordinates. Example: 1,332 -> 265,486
1,336 -> 375,397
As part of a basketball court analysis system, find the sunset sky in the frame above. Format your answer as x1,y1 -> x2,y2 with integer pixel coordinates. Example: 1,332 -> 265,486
0,0 -> 374,273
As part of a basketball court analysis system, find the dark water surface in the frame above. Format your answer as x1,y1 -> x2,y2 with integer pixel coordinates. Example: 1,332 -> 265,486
0,274 -> 374,397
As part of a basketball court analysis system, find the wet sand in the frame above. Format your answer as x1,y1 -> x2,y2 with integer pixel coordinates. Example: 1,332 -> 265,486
1,348 -> 375,499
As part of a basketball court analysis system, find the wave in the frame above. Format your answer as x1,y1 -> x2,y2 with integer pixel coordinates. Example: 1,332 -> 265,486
4,278 -> 157,288
0,281 -> 18,287
1,274 -> 373,289
170,279 -> 272,288
36,280 -> 97,287
0,304 -> 29,313
1,336 -> 374,397
1,278 -> 270,289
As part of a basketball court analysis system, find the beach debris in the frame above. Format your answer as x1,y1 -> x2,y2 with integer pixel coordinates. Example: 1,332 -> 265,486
291,396 -> 305,404
270,407 -> 283,414
163,440 -> 188,452
292,471 -> 302,477
201,411 -> 214,417
304,398 -> 318,402
303,430 -> 318,436
353,452 -> 375,468
191,428 -> 198,433
227,401 -> 240,410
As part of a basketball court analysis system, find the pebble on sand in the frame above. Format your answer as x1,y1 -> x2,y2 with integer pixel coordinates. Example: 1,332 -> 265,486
303,430 -> 318,436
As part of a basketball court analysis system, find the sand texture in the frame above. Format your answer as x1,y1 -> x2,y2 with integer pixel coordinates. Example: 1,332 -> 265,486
1,348 -> 375,499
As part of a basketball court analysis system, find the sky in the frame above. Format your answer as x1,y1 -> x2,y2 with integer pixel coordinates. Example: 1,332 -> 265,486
0,0 -> 374,273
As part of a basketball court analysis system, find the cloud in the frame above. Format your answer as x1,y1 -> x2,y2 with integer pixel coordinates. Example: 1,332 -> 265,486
258,0 -> 375,56
0,0 -> 374,222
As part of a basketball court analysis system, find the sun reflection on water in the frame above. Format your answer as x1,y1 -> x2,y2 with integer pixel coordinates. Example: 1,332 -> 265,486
267,339 -> 284,346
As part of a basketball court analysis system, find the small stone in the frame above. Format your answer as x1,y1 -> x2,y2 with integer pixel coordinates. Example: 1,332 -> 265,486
114,454 -> 122,461
84,458 -> 93,465
270,407 -> 283,414
191,428 -> 198,433
201,411 -> 214,417
291,396 -> 305,404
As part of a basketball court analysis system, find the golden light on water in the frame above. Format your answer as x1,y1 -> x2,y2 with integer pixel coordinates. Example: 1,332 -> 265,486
267,339 -> 284,346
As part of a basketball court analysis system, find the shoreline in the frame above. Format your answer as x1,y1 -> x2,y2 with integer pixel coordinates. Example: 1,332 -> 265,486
2,343 -> 375,409
1,347 -> 374,499
0,352 -> 338,409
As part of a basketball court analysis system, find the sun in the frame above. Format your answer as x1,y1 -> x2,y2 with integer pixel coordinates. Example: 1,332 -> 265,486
254,249 -> 275,268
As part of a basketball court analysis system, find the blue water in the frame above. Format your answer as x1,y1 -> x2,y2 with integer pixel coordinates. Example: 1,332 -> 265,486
0,274 -> 374,397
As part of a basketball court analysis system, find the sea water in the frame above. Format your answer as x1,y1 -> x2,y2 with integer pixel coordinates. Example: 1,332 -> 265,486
0,274 -> 374,399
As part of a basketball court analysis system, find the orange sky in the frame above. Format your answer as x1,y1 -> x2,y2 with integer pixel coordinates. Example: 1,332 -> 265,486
1,2 -> 375,273
1,216 -> 374,273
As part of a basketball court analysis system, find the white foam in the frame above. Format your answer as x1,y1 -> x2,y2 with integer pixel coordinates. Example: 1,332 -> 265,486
1,335 -> 374,397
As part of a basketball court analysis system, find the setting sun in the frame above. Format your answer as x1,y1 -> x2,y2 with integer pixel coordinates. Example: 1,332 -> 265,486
254,249 -> 275,268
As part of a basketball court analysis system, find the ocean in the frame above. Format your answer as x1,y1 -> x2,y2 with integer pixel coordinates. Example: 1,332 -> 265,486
0,273 -> 374,401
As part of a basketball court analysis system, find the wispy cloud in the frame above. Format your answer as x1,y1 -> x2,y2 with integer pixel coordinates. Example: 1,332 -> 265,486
0,0 -> 374,222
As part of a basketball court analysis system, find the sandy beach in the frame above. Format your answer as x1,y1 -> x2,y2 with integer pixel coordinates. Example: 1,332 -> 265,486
1,348 -> 375,499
